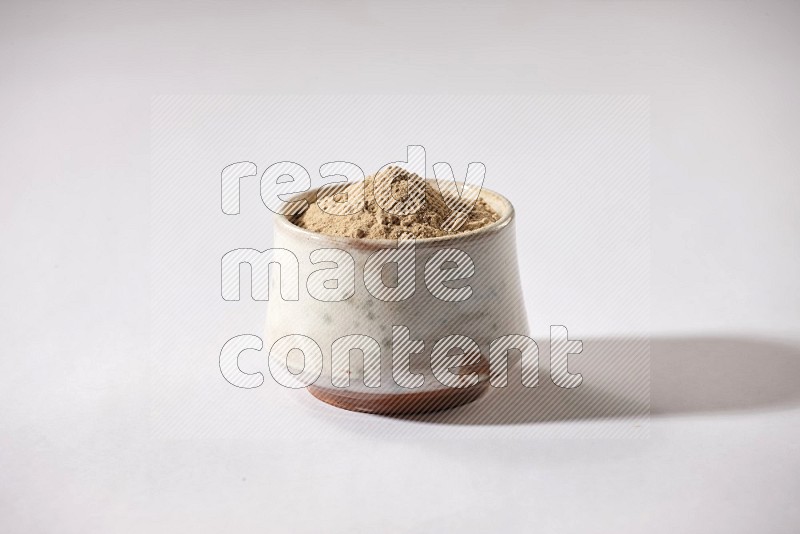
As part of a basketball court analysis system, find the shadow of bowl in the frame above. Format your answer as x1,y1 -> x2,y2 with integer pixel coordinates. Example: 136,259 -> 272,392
386,336 -> 800,425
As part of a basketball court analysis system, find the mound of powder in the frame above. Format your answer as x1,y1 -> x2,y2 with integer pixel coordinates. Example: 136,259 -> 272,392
290,166 -> 500,239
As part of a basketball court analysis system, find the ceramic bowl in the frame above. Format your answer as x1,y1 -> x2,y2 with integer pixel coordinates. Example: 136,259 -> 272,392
266,183 -> 529,414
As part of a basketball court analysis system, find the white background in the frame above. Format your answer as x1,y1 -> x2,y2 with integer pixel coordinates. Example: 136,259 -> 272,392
2,1 -> 800,533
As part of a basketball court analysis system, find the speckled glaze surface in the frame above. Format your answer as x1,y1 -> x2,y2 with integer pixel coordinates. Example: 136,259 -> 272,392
266,185 -> 529,414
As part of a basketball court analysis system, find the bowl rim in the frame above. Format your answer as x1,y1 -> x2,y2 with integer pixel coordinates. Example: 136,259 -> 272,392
273,180 -> 515,247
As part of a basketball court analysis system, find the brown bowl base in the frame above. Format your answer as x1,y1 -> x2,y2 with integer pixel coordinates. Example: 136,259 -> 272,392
307,382 -> 489,415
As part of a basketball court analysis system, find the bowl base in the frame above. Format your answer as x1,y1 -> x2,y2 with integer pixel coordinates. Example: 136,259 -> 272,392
307,382 -> 489,415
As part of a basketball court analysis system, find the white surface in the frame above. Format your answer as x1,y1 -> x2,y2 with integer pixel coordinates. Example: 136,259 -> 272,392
2,1 -> 800,533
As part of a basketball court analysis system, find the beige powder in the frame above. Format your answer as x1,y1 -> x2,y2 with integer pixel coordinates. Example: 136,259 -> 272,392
291,166 -> 500,239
